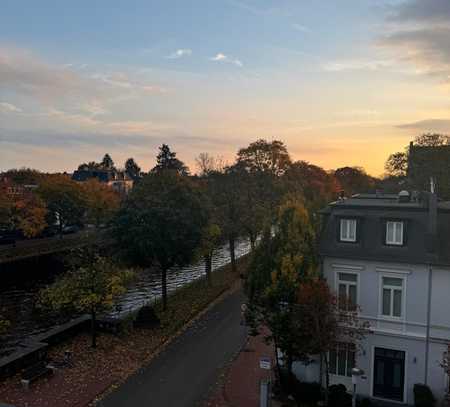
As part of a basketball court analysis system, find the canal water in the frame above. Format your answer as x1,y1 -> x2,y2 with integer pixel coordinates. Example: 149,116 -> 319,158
0,238 -> 251,356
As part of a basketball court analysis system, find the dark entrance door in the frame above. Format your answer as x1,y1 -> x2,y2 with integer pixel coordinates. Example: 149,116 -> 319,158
373,347 -> 405,402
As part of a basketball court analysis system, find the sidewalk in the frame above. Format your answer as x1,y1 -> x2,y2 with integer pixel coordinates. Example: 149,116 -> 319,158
206,330 -> 275,407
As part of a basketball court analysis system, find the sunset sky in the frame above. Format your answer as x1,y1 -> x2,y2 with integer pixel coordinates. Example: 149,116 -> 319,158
1,0 -> 449,175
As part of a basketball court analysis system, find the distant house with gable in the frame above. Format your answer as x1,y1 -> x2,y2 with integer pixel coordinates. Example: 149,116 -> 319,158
72,168 -> 133,195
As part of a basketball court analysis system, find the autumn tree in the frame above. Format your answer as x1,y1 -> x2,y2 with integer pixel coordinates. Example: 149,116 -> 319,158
198,223 -> 222,286
82,179 -> 120,227
295,279 -> 368,396
151,144 -> 189,176
236,139 -> 291,176
208,170 -> 243,273
37,175 -> 86,236
114,171 -> 207,310
3,168 -> 43,185
11,193 -> 47,238
125,157 -> 141,180
246,199 -> 317,378
415,133 -> 450,146
40,248 -> 133,348
283,161 -> 340,212
334,166 -> 375,196
195,152 -> 225,176
0,181 -> 47,238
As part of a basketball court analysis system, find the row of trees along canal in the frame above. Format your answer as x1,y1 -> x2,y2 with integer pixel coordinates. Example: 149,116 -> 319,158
2,135 -> 430,349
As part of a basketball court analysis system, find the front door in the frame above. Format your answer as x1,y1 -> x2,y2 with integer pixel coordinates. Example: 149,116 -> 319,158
373,347 -> 405,402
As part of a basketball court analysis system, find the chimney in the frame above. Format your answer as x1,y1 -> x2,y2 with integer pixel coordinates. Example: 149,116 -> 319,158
398,190 -> 410,203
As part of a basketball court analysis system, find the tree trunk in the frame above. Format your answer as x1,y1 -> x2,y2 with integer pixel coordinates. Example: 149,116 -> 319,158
229,237 -> 237,273
90,310 -> 97,348
323,352 -> 330,406
249,232 -> 256,250
58,218 -> 63,239
284,351 -> 294,394
273,338 -> 284,392
204,254 -> 212,286
162,267 -> 168,311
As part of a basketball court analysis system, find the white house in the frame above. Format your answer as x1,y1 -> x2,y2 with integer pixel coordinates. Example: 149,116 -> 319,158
294,191 -> 450,405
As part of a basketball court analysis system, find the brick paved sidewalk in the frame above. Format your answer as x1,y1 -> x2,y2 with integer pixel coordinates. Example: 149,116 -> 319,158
207,330 -> 276,407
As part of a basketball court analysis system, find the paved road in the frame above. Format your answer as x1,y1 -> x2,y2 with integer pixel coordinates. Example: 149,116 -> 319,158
99,289 -> 247,407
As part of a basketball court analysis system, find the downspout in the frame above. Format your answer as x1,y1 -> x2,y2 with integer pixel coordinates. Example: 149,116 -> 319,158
424,264 -> 432,385
425,181 -> 437,385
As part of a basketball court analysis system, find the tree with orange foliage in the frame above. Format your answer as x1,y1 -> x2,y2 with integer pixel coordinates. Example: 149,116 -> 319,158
0,180 -> 47,238
81,179 -> 120,228
12,193 -> 47,238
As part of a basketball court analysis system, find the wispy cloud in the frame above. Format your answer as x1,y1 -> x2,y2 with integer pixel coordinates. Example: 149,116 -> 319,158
166,48 -> 192,59
323,59 -> 394,72
379,0 -> 450,83
227,0 -> 292,17
210,53 -> 243,67
292,23 -> 310,33
0,102 -> 22,113
397,118 -> 450,132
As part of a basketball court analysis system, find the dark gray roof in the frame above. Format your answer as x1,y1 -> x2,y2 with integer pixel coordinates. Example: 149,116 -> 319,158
319,192 -> 450,266
72,169 -> 131,182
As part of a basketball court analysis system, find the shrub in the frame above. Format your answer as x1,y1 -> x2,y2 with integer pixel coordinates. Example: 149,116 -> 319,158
328,384 -> 352,407
292,381 -> 323,405
414,384 -> 435,407
357,397 -> 372,407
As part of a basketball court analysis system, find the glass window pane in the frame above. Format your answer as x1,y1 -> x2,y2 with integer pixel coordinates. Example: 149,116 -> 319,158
349,220 -> 356,240
382,288 -> 391,315
338,348 -> 346,376
383,277 -> 402,287
393,363 -> 401,387
376,360 -> 384,385
349,285 -> 357,309
340,219 -> 348,240
329,350 -> 337,374
387,222 -> 394,243
394,222 -> 403,244
339,273 -> 357,282
393,289 -> 402,317
338,284 -> 347,310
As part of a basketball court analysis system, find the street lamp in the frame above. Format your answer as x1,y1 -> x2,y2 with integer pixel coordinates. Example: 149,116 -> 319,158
351,367 -> 364,407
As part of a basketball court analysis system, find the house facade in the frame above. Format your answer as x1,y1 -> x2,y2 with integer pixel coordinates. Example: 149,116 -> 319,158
294,191 -> 450,404
72,169 -> 133,195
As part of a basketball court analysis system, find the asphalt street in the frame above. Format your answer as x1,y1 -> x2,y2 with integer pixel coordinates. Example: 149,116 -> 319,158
100,289 -> 247,407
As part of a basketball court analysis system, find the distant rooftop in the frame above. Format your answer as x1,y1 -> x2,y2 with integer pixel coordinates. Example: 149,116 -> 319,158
326,191 -> 450,211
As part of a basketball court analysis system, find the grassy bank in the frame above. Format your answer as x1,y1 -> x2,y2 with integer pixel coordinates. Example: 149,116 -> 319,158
0,255 -> 250,407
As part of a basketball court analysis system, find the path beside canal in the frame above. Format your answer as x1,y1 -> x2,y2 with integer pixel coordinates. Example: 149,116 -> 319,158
99,289 -> 247,407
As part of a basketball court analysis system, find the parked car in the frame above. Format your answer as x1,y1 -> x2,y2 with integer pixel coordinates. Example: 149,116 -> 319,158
62,225 -> 82,235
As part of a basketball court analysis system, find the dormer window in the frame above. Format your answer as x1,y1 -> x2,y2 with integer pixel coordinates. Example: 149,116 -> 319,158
340,219 -> 357,242
386,221 -> 404,246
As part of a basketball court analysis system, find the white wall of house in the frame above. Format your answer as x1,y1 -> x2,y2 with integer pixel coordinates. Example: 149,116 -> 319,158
294,256 -> 450,404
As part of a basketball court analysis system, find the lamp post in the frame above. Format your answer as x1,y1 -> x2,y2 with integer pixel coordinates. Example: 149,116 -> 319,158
351,367 -> 364,407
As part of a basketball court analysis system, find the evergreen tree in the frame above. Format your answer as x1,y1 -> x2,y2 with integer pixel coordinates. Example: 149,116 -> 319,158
151,144 -> 189,176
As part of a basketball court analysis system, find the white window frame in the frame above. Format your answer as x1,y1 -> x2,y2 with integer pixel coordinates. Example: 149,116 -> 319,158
340,218 -> 357,242
378,274 -> 406,320
328,342 -> 356,378
385,221 -> 404,246
336,271 -> 359,311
